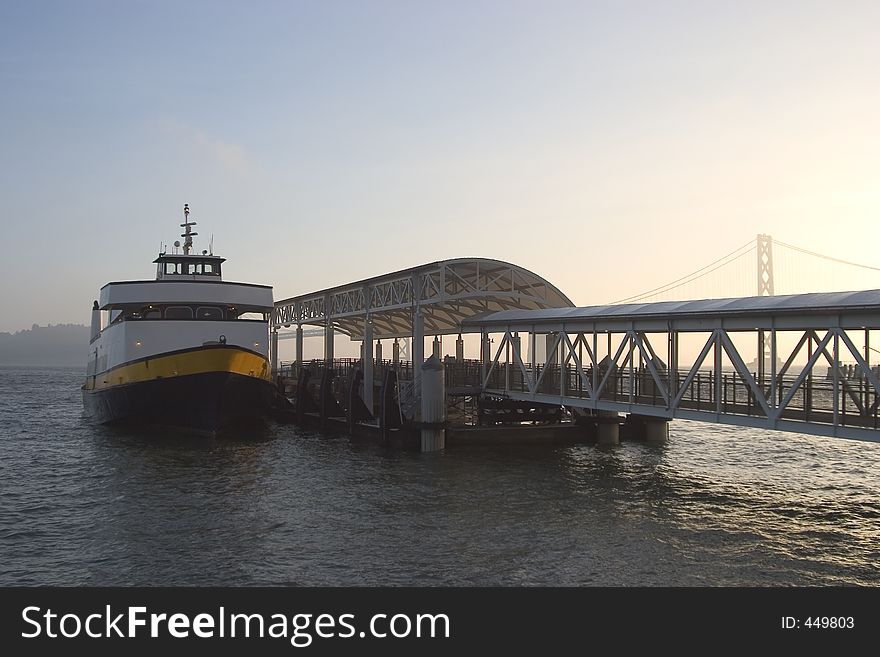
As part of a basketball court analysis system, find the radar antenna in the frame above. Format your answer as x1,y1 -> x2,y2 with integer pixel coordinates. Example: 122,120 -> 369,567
180,203 -> 198,255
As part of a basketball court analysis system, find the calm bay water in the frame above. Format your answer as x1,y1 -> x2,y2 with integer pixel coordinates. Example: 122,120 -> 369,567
1,365 -> 878,586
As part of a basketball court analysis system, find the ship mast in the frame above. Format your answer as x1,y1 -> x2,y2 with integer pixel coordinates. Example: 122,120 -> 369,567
180,203 -> 198,255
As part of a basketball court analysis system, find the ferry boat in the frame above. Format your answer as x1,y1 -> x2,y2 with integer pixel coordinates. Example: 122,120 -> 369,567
82,204 -> 275,435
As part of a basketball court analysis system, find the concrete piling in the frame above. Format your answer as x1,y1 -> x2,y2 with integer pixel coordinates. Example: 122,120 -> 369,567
644,418 -> 669,444
597,412 -> 620,446
420,354 -> 446,452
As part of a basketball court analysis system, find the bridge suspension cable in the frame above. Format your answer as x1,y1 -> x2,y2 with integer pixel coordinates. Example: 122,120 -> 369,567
614,235 -> 880,304
612,238 -> 755,304
773,239 -> 880,273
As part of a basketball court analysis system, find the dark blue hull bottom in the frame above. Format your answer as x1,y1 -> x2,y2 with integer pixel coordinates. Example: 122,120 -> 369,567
82,372 -> 275,436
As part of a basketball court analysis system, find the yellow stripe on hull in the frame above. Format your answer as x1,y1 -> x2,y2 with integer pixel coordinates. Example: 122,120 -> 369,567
84,346 -> 270,391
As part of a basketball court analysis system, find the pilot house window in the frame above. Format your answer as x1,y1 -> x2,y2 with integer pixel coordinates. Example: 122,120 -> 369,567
160,259 -> 220,276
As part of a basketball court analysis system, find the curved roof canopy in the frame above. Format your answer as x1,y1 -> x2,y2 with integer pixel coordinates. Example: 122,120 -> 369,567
462,289 -> 880,332
273,258 -> 573,339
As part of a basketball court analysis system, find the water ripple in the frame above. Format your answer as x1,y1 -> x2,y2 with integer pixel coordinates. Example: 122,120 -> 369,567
1,366 -> 879,586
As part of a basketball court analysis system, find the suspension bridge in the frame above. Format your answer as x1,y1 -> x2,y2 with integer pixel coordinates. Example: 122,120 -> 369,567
612,234 -> 880,304
269,235 -> 880,450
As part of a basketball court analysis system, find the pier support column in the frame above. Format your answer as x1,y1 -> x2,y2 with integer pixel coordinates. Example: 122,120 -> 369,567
420,354 -> 446,452
393,339 -> 400,365
295,325 -> 303,370
324,321 -> 334,363
627,414 -> 670,443
455,334 -> 464,361
433,336 -> 441,359
270,329 -> 279,375
597,412 -> 620,446
375,339 -> 383,363
644,418 -> 669,444
363,318 -> 374,415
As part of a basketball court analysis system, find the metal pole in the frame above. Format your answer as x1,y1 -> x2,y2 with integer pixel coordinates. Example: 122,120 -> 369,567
561,330 -> 568,398
629,332 -> 634,404
757,329 -> 765,383
865,329 -> 870,417
324,323 -> 334,363
270,329 -> 279,376
412,309 -> 424,381
770,327 -> 777,418
833,331 -> 840,428
295,325 -> 303,377
505,333 -> 510,392
715,330 -> 722,415
480,330 -> 488,384
578,334 -> 583,397
324,293 -> 333,364
530,330 -> 536,375
807,334 -> 813,419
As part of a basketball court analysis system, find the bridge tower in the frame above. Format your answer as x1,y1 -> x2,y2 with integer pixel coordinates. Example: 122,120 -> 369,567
757,234 -> 774,296
757,234 -> 774,378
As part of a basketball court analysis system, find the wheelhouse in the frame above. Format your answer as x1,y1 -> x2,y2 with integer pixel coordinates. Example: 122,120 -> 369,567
154,254 -> 225,280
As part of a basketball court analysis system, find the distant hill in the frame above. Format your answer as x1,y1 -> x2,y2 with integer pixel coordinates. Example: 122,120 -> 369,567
0,324 -> 89,366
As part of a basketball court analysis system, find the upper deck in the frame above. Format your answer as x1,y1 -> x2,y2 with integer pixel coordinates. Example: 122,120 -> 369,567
99,279 -> 273,312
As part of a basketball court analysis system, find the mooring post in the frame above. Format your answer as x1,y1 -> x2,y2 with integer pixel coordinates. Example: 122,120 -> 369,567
379,369 -> 400,444
420,354 -> 446,452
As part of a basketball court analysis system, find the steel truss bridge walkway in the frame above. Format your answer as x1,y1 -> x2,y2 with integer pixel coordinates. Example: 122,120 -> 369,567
462,290 -> 880,443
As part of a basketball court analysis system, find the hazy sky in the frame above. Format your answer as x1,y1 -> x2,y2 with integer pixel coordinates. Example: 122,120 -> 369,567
2,0 -> 879,333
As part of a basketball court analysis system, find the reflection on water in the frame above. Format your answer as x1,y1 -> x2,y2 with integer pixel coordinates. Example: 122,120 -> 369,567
1,366 -> 878,585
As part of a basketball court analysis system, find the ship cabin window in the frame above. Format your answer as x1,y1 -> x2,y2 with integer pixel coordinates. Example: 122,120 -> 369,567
165,306 -> 193,320
198,261 -> 220,275
143,308 -> 161,319
196,306 -> 224,320
161,259 -> 221,277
